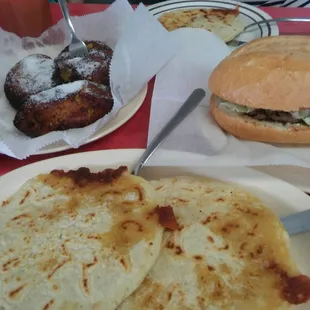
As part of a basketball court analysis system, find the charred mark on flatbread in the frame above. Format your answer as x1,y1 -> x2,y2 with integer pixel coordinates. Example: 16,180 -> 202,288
266,261 -> 310,304
121,220 -> 143,232
47,259 -> 70,280
52,284 -> 59,291
43,299 -> 55,310
19,190 -> 30,205
221,223 -> 240,233
202,212 -> 218,225
134,186 -> 144,201
168,292 -> 172,301
155,205 -> 178,231
2,257 -> 20,272
194,255 -> 203,260
50,166 -> 128,186
11,213 -> 31,221
8,284 -> 27,299
120,257 -> 129,271
165,240 -> 175,249
207,236 -> 214,243
155,185 -> 164,191
207,265 -> 215,271
82,256 -> 98,295
219,244 -> 229,251
175,246 -> 183,255
236,207 -> 259,216
240,242 -> 247,250
1,199 -> 9,207
164,240 -> 183,255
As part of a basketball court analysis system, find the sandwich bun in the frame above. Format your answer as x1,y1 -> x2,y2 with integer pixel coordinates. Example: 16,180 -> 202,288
210,94 -> 310,144
208,35 -> 310,112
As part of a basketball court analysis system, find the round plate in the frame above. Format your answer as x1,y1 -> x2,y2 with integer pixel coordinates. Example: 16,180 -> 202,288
35,85 -> 148,155
253,166 -> 310,194
0,149 -> 309,308
148,0 -> 279,44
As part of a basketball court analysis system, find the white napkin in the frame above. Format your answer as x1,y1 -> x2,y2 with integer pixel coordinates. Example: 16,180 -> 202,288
0,0 -> 177,159
148,28 -> 310,168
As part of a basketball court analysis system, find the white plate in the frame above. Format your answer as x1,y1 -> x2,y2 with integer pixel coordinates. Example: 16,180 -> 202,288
253,166 -> 310,194
148,0 -> 279,44
35,85 -> 148,155
0,148 -> 309,308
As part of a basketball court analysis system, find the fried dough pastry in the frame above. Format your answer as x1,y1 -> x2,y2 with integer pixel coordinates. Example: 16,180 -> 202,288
4,54 -> 60,110
56,40 -> 113,85
14,80 -> 113,137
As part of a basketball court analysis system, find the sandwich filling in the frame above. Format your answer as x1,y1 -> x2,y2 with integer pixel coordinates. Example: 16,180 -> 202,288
219,101 -> 310,126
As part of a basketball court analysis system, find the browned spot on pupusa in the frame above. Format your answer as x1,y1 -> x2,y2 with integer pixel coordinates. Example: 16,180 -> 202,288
165,240 -> 175,249
52,284 -> 59,291
221,222 -> 239,234
82,256 -> 98,295
11,213 -> 31,221
207,236 -> 214,243
174,246 -> 183,255
1,199 -> 10,207
202,212 -> 218,225
134,186 -> 144,201
236,207 -> 259,216
2,257 -> 20,272
219,244 -> 229,251
19,190 -> 30,205
167,292 -> 172,301
8,284 -> 27,299
43,299 -> 54,310
120,257 -> 131,272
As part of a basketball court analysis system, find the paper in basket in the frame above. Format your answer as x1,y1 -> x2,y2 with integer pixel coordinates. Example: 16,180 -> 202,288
0,0 -> 177,159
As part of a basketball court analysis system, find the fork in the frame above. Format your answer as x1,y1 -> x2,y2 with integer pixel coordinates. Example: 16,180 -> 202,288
58,0 -> 89,58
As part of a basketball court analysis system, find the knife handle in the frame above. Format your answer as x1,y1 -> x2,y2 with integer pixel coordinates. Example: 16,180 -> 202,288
281,209 -> 310,236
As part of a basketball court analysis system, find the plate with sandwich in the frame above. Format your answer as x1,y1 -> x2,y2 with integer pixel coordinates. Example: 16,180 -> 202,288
0,148 -> 310,309
148,0 -> 279,44
209,35 -> 310,194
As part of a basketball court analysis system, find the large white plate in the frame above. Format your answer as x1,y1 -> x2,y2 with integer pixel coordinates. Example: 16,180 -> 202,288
0,148 -> 309,309
148,0 -> 279,44
253,166 -> 310,194
35,85 -> 148,155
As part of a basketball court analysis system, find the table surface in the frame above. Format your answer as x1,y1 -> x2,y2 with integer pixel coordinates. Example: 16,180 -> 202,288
1,3 -> 310,176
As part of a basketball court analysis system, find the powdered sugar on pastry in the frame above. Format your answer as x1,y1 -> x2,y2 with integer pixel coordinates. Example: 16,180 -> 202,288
28,80 -> 85,104
7,54 -> 58,95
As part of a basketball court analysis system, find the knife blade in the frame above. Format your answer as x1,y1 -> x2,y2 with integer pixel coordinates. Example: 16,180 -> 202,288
280,209 -> 310,236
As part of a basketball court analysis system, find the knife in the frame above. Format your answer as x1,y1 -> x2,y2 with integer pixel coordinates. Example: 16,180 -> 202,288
280,209 -> 310,236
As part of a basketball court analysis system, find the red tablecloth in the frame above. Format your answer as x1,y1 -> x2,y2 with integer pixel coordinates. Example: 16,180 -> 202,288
1,4 -> 310,176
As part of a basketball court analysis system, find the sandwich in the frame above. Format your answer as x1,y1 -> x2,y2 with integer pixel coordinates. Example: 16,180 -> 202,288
208,35 -> 310,144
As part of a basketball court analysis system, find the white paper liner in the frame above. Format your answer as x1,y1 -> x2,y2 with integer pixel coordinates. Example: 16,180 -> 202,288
0,0 -> 177,159
148,27 -> 310,168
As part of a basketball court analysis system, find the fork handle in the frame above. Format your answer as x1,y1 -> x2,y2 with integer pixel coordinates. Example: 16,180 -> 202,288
58,0 -> 78,40
244,17 -> 310,31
